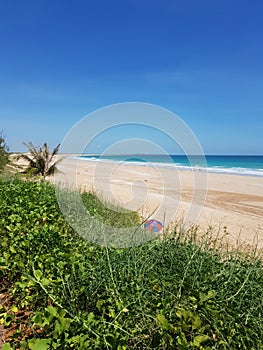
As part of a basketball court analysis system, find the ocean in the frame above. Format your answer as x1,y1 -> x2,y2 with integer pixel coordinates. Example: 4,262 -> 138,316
79,155 -> 263,177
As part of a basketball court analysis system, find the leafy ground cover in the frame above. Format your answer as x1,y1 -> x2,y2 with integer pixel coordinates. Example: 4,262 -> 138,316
0,177 -> 263,349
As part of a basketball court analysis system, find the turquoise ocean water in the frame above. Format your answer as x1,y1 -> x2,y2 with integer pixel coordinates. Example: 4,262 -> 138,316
79,155 -> 263,177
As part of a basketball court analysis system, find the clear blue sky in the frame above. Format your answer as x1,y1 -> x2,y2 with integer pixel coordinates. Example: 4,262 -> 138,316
0,0 -> 262,154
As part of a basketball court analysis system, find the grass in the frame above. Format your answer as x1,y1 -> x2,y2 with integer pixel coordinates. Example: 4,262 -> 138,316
0,177 -> 263,349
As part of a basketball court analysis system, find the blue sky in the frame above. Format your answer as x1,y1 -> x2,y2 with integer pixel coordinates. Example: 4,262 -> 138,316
0,0 -> 262,154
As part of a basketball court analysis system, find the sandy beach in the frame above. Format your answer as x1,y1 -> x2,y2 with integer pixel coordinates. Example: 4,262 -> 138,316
54,157 -> 263,249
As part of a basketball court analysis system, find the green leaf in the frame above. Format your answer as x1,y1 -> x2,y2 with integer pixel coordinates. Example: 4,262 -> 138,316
200,290 -> 216,303
176,309 -> 187,320
0,312 -> 8,324
34,269 -> 43,280
30,338 -> 51,350
2,343 -> 13,350
191,314 -> 202,330
193,334 -> 210,346
9,246 -> 16,253
32,312 -> 44,327
157,313 -> 171,331
108,308 -> 115,319
87,312 -> 95,324
96,299 -> 104,311
54,316 -> 71,336
46,305 -> 57,317
11,305 -> 18,313
42,277 -> 51,286
177,331 -> 188,348
4,313 -> 15,326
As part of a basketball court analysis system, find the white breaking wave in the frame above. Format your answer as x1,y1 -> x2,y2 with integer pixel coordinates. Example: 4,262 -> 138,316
70,156 -> 263,177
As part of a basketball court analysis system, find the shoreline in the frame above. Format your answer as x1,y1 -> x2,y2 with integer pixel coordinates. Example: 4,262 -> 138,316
69,155 -> 263,178
55,157 -> 263,249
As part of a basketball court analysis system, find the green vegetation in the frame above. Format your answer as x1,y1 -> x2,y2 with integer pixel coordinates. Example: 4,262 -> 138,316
18,142 -> 61,179
0,132 -> 10,172
1,177 -> 263,349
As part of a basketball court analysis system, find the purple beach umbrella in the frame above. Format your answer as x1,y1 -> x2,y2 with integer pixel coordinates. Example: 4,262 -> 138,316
144,219 -> 163,233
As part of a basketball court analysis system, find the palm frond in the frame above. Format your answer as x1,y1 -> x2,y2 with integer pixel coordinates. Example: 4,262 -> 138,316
17,154 -> 32,162
23,142 -> 39,158
46,163 -> 57,176
51,144 -> 60,157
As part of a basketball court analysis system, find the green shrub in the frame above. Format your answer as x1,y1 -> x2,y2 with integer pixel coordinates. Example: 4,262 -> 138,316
0,132 -> 9,172
0,178 -> 263,349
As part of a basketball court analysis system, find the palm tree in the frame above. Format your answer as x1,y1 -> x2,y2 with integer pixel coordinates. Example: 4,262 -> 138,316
19,142 -> 62,180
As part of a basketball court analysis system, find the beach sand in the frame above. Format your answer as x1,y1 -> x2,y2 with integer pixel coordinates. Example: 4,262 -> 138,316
54,157 -> 263,250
